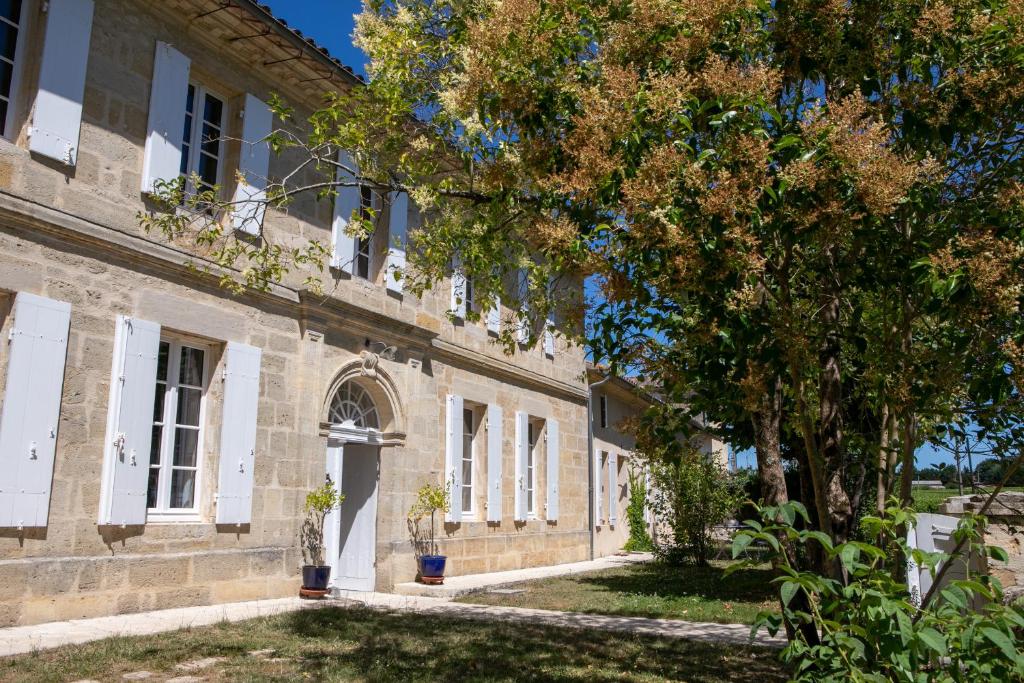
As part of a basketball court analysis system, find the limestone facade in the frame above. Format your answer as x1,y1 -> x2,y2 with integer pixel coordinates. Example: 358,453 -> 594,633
0,0 -> 589,626
588,368 -> 729,558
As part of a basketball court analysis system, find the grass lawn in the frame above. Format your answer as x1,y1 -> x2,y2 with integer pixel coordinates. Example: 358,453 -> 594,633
911,485 -> 1024,513
457,560 -> 779,625
0,606 -> 786,683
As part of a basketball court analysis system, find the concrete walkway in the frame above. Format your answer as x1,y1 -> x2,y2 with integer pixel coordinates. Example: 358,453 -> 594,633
0,553 -> 784,657
393,551 -> 653,598
0,597 -> 332,658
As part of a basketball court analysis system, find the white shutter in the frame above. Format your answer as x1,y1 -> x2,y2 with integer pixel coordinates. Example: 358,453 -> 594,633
444,394 -> 464,523
516,269 -> 530,344
543,277 -> 555,356
98,316 -> 161,526
514,410 -> 528,521
608,451 -> 618,525
486,404 -> 503,522
29,0 -> 94,165
331,151 -> 360,273
0,293 -> 71,528
141,42 -> 191,194
594,450 -> 603,524
450,263 -> 467,320
643,469 -> 652,524
215,342 -> 261,525
231,93 -> 273,235
385,192 -> 408,294
486,297 -> 501,335
545,419 -> 559,521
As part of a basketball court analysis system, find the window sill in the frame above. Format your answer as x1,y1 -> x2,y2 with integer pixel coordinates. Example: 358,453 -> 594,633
146,510 -> 204,524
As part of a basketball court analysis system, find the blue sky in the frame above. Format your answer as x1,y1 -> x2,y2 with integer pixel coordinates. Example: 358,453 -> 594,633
733,441 -> 951,471
262,1 -> 368,76
264,1 -> 963,473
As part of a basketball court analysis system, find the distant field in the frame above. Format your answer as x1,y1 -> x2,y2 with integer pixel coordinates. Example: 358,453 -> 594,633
911,486 -> 1024,513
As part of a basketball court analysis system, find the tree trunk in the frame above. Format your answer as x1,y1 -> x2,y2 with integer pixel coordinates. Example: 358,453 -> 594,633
752,374 -> 789,508
899,412 -> 917,507
818,287 -> 853,545
877,403 -> 892,514
751,374 -> 821,647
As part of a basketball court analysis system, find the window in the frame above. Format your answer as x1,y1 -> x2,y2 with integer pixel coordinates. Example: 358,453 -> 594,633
328,380 -> 380,430
464,277 -> 474,315
353,186 -> 376,279
461,407 -> 474,514
527,421 -> 537,516
179,83 -> 225,194
599,394 -> 608,429
147,339 -> 208,516
598,451 -> 606,522
0,0 -> 23,137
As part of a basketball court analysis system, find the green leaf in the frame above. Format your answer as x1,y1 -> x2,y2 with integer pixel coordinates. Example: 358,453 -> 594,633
774,134 -> 802,151
896,608 -> 913,646
789,501 -> 810,523
780,581 -> 799,607
804,531 -> 834,552
840,544 -> 861,572
988,545 -> 1009,563
731,533 -> 753,559
981,627 -> 1019,659
917,627 -> 947,655
940,585 -> 967,610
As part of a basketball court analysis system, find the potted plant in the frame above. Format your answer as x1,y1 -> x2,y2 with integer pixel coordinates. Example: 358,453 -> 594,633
408,481 -> 450,584
299,479 -> 344,597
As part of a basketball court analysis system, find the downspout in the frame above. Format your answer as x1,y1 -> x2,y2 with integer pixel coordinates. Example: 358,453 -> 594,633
586,372 -> 612,561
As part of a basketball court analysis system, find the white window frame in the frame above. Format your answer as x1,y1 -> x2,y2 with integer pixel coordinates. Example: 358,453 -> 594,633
464,276 -> 475,316
599,394 -> 608,429
527,419 -> 541,518
354,185 -> 381,281
180,82 -> 226,197
598,451 -> 607,523
461,405 -> 477,518
0,0 -> 28,141
147,336 -> 210,523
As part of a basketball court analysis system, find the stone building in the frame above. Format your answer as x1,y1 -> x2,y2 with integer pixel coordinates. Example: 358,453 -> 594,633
587,366 -> 728,557
0,0 -> 592,627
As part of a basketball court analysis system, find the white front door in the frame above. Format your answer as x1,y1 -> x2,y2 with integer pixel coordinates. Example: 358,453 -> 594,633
326,441 -> 379,592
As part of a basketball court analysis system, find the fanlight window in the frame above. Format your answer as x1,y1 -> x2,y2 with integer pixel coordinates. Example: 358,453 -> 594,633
329,381 -> 380,430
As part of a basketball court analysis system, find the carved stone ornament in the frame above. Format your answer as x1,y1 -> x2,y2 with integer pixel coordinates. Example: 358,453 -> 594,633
360,350 -> 379,378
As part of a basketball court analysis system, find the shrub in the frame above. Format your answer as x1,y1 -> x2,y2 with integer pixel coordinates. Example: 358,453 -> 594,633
731,501 -> 1024,682
300,480 -> 344,567
623,467 -> 654,552
648,447 -> 742,566
408,481 -> 450,557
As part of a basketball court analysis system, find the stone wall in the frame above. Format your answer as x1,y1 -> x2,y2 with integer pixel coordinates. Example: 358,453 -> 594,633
939,493 -> 1024,602
592,383 -> 647,558
0,0 -> 591,627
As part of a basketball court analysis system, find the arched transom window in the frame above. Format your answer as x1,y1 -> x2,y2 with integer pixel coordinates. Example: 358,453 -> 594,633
328,381 -> 380,430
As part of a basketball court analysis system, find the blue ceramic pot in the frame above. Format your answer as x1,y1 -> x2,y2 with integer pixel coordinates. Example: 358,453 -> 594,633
419,555 -> 447,579
302,565 -> 331,590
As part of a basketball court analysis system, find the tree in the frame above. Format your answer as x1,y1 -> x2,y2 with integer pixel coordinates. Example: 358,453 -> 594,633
976,458 -> 1024,487
643,444 -> 742,566
145,0 -> 1024,563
